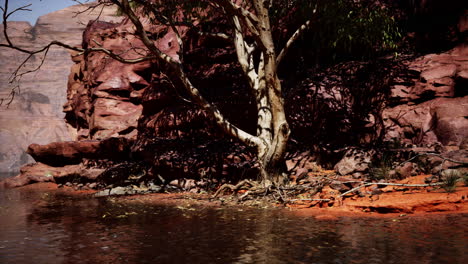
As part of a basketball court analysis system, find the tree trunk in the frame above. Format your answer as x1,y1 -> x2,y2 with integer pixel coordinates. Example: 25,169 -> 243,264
253,0 -> 290,185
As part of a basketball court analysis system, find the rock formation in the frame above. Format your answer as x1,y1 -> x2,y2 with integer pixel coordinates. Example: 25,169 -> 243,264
0,2 -> 120,173
384,46 -> 468,148
2,1 -> 467,188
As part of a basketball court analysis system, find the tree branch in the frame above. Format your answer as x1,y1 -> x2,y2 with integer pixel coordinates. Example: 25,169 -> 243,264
1,1 -> 32,47
276,19 -> 311,67
114,0 -> 262,149
232,15 -> 257,89
217,0 -> 263,48
217,0 -> 259,28
1,0 -> 264,152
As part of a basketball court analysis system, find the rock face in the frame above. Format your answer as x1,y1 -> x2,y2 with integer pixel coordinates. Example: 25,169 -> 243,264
3,2 -> 467,186
61,11 -> 257,182
384,46 -> 468,148
64,19 -> 151,140
0,3 -> 120,172
288,44 -> 467,176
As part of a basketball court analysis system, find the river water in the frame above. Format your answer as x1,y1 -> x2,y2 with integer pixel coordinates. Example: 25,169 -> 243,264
0,179 -> 467,263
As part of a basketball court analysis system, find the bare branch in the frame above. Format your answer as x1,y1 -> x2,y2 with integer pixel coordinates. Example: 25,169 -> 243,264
217,0 -> 259,27
112,0 -> 262,149
167,14 -> 184,63
1,35 -> 157,86
276,19 -> 311,68
5,4 -> 32,20
395,152 -> 468,167
340,182 -> 445,197
217,0 -> 262,45
10,46 -> 51,83
110,0 -> 178,65
232,15 -> 257,89
1,1 -> 32,49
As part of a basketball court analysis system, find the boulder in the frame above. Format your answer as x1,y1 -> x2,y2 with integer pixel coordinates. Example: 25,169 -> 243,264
1,162 -> 81,188
334,149 -> 375,176
329,180 -> 351,192
27,137 -> 130,166
395,162 -> 415,179
431,99 -> 468,146
383,97 -> 468,147
420,64 -> 457,81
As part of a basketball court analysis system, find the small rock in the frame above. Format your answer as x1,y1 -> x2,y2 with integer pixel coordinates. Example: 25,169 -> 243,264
109,186 -> 127,196
329,181 -> 350,192
352,172 -> 363,179
65,182 -> 72,187
57,184 -> 63,188
334,149 -> 375,175
169,179 -> 179,187
377,179 -> 388,188
395,162 -> 414,179
182,179 -> 196,190
424,175 -> 438,183
233,155 -> 242,163
370,186 -> 383,195
95,189 -> 111,197
196,180 -> 208,188
147,182 -> 161,192
78,183 -> 84,188
88,182 -> 97,189
295,168 -> 309,182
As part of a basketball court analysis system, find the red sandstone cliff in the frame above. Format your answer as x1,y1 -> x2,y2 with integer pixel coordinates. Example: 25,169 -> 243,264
1,1 -> 467,188
0,2 -> 121,172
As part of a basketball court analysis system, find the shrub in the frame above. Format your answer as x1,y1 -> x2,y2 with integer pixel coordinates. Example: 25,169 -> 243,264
369,153 -> 394,181
441,170 -> 461,193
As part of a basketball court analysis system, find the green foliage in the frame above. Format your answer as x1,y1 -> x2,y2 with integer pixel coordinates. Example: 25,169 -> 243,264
273,0 -> 401,62
441,169 -> 460,193
369,153 -> 394,181
116,0 -> 400,62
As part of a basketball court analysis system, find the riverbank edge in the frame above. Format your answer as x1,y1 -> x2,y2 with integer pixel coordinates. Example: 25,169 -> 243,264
6,180 -> 467,220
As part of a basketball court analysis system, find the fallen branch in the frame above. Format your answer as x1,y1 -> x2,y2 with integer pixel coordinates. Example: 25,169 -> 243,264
395,153 -> 468,168
340,182 -> 444,197
287,198 -> 331,202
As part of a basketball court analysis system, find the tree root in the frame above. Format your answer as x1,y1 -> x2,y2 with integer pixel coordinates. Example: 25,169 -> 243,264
211,170 -> 458,206
212,179 -> 257,198
212,177 -> 332,205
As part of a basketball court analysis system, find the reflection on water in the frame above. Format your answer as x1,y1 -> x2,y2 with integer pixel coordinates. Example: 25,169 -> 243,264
0,183 -> 467,264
